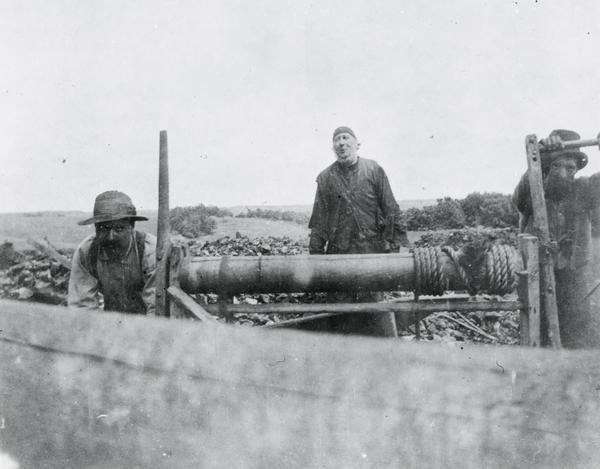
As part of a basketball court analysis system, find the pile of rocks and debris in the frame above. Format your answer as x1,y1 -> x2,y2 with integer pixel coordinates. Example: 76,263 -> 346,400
0,232 -> 520,345
0,241 -> 71,305
188,233 -> 308,256
413,227 -> 518,249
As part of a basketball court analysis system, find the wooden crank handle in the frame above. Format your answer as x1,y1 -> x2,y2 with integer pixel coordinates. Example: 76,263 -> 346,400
539,132 -> 600,151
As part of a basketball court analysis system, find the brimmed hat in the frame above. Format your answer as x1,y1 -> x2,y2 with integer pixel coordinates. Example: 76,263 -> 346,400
542,129 -> 588,173
78,191 -> 148,226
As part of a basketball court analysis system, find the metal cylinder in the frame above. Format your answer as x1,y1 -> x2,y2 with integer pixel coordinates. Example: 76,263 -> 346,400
177,251 -> 493,295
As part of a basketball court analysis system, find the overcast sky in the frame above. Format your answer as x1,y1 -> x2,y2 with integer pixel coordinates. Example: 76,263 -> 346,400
1,1 -> 599,213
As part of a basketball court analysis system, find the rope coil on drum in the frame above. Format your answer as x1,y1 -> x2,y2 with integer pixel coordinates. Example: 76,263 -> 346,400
484,244 -> 516,295
413,244 -> 517,296
441,246 -> 478,296
413,247 -> 448,296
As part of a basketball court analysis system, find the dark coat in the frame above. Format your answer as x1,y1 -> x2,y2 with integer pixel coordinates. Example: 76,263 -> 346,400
308,157 -> 408,254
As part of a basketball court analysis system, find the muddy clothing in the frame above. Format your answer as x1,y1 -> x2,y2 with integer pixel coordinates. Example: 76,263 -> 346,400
68,231 -> 157,314
513,172 -> 600,347
309,157 -> 407,255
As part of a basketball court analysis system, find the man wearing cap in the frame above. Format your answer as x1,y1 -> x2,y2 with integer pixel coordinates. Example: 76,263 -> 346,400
308,126 -> 408,336
68,191 -> 157,315
513,129 -> 600,348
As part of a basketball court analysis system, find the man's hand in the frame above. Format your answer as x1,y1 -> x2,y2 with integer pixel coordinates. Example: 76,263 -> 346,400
539,135 -> 563,153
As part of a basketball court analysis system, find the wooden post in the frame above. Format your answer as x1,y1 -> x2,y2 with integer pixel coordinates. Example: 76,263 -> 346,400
517,234 -> 540,346
155,130 -> 171,317
168,245 -> 184,318
525,134 -> 561,348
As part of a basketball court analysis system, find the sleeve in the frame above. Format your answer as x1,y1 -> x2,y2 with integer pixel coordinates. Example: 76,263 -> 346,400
308,177 -> 328,254
588,173 -> 600,238
376,166 -> 409,249
67,239 -> 100,309
141,235 -> 157,315
512,172 -> 531,215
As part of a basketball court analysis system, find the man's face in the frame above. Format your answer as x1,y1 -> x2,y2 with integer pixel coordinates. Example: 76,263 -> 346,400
332,132 -> 359,164
95,219 -> 134,251
544,156 -> 578,199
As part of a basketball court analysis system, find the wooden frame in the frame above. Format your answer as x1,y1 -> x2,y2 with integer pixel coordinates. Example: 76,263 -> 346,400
153,131 -> 541,346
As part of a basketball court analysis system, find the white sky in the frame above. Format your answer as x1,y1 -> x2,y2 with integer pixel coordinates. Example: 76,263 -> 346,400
1,0 -> 599,213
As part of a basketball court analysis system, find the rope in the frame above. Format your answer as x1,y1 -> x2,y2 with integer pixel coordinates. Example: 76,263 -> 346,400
484,245 -> 515,295
441,246 -> 478,296
413,247 -> 447,296
414,245 -> 516,296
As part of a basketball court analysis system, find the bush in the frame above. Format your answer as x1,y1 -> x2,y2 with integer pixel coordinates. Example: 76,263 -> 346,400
242,208 -> 309,225
400,192 -> 518,231
431,197 -> 466,229
479,194 -> 519,228
170,204 -> 229,238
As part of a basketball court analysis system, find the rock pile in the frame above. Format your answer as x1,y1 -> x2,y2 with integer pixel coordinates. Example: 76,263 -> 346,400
188,234 -> 308,257
0,242 -> 71,305
414,227 -> 518,249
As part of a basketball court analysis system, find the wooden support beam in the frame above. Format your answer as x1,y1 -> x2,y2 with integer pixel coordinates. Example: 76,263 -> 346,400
517,234 -> 541,346
155,130 -> 170,317
167,285 -> 217,323
203,298 -> 522,316
26,238 -> 71,269
525,135 -> 561,348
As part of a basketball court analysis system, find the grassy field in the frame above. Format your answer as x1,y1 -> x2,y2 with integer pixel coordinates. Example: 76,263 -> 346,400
0,211 -> 158,250
0,210 -> 425,251
0,211 -> 309,250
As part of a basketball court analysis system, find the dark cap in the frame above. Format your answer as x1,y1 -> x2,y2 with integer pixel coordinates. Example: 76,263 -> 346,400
542,129 -> 588,173
78,191 -> 148,226
332,126 -> 356,140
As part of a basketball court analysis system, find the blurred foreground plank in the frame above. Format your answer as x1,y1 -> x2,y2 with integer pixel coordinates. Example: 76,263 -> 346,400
0,299 -> 599,468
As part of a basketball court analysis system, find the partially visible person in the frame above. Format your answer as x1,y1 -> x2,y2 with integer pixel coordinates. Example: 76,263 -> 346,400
513,129 -> 600,348
308,126 -> 409,336
68,191 -> 157,314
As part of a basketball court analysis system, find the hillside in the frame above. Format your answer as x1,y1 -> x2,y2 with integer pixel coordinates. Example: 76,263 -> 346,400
227,199 -> 436,215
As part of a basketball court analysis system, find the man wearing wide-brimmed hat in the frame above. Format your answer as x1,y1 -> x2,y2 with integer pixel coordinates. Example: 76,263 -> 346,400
513,129 -> 600,348
68,191 -> 157,314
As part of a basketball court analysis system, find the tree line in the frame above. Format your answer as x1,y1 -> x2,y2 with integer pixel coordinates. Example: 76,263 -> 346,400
169,192 -> 519,238
402,193 -> 518,231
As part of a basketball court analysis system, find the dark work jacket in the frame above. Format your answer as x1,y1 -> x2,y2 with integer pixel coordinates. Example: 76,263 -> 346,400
68,231 -> 157,314
308,157 -> 407,254
512,172 -> 600,270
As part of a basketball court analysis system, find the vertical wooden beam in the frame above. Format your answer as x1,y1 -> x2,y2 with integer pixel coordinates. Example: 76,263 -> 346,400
155,130 -> 171,317
168,245 -> 184,318
525,135 -> 561,348
517,234 -> 540,346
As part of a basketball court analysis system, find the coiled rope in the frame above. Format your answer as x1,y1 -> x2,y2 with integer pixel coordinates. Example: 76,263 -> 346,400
413,244 -> 516,296
441,246 -> 478,296
484,244 -> 516,295
413,247 -> 448,296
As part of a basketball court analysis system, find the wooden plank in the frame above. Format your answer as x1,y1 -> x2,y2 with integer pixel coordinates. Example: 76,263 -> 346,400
518,234 -> 541,346
26,237 -> 71,269
525,134 -> 561,348
0,299 -> 599,468
265,311 -> 434,333
203,299 -> 522,316
155,130 -> 170,317
264,312 -> 343,329
167,285 -> 217,323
